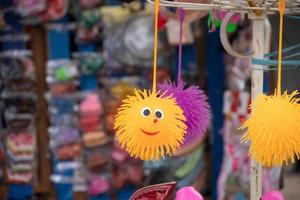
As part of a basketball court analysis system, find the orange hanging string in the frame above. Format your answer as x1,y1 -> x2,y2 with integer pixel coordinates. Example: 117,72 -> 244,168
152,0 -> 159,93
277,0 -> 286,96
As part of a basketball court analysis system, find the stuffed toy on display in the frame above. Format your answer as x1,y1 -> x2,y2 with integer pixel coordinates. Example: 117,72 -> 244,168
159,8 -> 211,145
241,0 -> 300,167
218,27 -> 281,198
114,0 -> 187,161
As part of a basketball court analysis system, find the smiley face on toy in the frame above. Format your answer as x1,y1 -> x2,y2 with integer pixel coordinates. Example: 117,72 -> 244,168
139,106 -> 163,136
114,89 -> 187,160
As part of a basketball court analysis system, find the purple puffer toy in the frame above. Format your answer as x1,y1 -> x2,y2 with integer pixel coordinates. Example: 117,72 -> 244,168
159,8 -> 211,144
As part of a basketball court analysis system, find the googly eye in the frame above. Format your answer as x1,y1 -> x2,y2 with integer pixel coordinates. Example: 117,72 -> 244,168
141,107 -> 151,117
154,109 -> 164,119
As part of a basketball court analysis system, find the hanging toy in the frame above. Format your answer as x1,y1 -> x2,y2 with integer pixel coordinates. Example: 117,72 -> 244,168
114,0 -> 187,161
241,0 -> 300,167
159,8 -> 211,144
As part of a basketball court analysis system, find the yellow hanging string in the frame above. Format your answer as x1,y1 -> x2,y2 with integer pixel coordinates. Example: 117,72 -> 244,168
152,0 -> 159,93
277,0 -> 286,96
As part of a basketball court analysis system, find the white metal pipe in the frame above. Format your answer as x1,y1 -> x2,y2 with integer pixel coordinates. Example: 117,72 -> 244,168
250,15 -> 265,200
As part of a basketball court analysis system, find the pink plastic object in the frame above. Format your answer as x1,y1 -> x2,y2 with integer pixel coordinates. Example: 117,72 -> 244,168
80,94 -> 102,114
88,176 -> 110,196
262,191 -> 285,200
175,186 -> 204,200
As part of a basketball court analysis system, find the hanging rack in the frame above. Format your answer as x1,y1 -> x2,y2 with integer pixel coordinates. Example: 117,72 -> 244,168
146,0 -> 300,13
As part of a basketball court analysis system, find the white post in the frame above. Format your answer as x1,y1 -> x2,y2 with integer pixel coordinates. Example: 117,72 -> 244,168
250,15 -> 265,200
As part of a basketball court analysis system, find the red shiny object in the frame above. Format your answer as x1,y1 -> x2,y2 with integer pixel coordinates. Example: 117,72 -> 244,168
130,182 -> 177,200
158,12 -> 168,30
